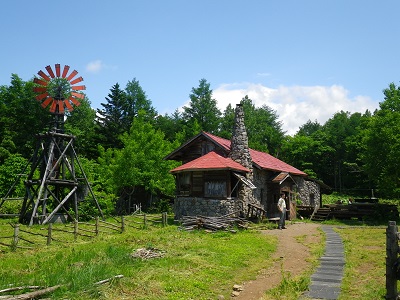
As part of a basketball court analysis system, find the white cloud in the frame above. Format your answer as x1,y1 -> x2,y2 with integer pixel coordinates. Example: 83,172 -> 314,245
213,83 -> 379,136
86,60 -> 106,74
85,60 -> 118,75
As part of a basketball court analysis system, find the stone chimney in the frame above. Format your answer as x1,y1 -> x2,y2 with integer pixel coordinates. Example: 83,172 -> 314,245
229,104 -> 257,214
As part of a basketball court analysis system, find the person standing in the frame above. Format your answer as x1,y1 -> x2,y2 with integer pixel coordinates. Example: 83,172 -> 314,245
277,193 -> 287,229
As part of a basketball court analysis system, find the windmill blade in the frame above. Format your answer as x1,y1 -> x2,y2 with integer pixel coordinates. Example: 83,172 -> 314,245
49,100 -> 57,113
37,70 -> 50,81
61,65 -> 70,78
55,64 -> 61,77
64,99 -> 74,112
66,70 -> 78,81
70,76 -> 84,85
71,85 -> 86,91
36,92 -> 49,101
45,65 -> 55,78
71,92 -> 85,99
41,97 -> 53,108
33,78 -> 48,86
68,96 -> 81,106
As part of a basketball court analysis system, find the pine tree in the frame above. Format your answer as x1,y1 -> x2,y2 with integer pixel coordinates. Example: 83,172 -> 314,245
96,83 -> 127,149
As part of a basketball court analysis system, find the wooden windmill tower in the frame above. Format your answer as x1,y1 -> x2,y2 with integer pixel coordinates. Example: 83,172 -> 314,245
16,64 -> 103,225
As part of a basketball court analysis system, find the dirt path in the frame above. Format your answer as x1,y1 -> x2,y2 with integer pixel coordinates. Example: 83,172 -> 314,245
232,222 -> 322,300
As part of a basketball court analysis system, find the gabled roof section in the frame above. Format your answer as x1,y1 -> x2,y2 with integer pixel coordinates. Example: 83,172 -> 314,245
203,132 -> 306,176
166,131 -> 307,176
170,151 -> 250,174
250,149 -> 306,176
271,172 -> 298,185
164,131 -> 230,161
202,131 -> 231,151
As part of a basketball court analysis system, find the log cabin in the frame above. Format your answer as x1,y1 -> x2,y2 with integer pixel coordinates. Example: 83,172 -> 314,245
165,104 -> 322,220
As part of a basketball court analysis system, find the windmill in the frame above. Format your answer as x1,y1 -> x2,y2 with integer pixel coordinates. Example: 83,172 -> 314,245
11,64 -> 104,225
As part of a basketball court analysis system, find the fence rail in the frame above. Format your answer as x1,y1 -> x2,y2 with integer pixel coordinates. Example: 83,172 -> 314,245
0,212 -> 168,251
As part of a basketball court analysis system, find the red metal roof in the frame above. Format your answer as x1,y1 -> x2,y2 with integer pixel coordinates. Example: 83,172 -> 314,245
202,132 -> 306,176
250,149 -> 306,176
202,131 -> 231,151
170,151 -> 250,173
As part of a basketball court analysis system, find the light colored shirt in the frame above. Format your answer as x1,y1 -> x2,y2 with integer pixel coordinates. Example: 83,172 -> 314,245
278,197 -> 286,211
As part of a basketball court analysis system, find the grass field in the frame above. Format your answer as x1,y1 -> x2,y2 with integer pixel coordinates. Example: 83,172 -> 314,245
0,217 -> 277,299
0,216 -> 393,299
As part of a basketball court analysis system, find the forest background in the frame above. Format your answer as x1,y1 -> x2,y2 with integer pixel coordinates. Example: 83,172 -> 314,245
1,74 -> 400,217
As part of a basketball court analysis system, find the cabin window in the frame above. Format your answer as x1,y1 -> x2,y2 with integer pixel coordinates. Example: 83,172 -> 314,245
205,181 -> 227,197
177,173 -> 191,195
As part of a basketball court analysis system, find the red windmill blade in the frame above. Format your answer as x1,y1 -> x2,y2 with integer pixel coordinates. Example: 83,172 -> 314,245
33,64 -> 85,114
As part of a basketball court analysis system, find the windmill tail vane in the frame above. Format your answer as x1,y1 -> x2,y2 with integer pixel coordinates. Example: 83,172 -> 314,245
33,64 -> 85,114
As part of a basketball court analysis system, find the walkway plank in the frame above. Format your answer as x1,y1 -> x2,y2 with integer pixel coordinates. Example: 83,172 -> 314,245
305,226 -> 344,300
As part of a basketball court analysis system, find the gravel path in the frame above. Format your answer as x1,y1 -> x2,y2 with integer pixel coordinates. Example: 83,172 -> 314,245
232,222 -> 322,300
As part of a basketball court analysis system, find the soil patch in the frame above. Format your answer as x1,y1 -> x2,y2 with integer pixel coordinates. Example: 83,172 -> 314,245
232,222 -> 322,300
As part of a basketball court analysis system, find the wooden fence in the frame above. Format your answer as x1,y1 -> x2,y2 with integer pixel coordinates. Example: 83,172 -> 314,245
0,212 -> 168,251
386,221 -> 400,300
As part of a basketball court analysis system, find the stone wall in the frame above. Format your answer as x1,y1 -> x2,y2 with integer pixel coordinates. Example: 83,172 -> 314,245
295,178 -> 321,207
174,197 -> 238,219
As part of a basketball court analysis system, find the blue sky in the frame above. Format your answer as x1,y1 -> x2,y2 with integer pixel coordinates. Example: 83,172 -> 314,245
1,1 -> 399,135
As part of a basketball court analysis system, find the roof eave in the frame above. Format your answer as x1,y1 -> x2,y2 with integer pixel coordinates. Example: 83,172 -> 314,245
170,167 -> 249,174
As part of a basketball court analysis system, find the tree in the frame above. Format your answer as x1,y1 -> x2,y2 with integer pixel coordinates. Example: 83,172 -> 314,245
64,97 -> 97,158
218,96 -> 285,154
219,103 -> 235,140
297,120 -> 322,136
182,79 -> 221,133
124,78 -> 157,126
362,83 -> 400,197
281,132 -> 335,180
321,111 -> 371,194
95,83 -> 127,149
241,96 -> 285,155
111,112 -> 179,204
0,75 -> 52,159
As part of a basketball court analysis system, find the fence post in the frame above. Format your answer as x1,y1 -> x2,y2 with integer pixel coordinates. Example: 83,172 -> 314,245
162,212 -> 167,227
47,223 -> 52,246
143,214 -> 147,228
95,217 -> 99,236
74,220 -> 78,241
386,221 -> 398,300
121,216 -> 125,232
12,224 -> 19,250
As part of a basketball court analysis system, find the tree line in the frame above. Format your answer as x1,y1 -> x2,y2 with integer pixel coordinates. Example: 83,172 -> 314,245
1,74 -> 400,215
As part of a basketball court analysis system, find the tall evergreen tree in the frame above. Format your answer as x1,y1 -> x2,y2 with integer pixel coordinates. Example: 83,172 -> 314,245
95,83 -> 127,149
182,79 -> 221,133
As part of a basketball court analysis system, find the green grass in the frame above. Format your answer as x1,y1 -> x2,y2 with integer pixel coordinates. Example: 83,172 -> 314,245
0,216 -> 394,299
336,226 -> 386,300
0,217 -> 277,299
